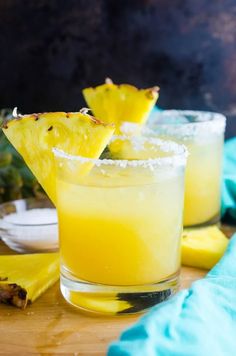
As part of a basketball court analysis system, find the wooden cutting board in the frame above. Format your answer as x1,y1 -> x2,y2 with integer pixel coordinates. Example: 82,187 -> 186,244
0,225 -> 235,355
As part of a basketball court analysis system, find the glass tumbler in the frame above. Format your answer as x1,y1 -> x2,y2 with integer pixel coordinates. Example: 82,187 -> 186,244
54,136 -> 187,315
148,110 -> 226,228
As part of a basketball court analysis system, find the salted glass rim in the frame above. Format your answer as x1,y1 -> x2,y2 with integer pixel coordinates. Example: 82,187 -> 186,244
148,110 -> 226,136
53,136 -> 188,168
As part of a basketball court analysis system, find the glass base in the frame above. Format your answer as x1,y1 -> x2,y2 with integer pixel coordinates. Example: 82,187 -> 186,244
184,212 -> 220,229
60,269 -> 179,315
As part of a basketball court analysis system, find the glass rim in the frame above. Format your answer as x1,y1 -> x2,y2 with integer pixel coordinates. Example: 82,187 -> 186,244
53,136 -> 188,168
148,110 -> 226,136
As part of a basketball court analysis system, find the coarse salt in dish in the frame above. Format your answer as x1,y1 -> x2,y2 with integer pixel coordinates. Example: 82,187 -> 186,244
4,209 -> 57,225
0,198 -> 58,253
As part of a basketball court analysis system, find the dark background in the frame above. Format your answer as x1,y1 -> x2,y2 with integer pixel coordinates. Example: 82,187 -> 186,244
0,0 -> 235,137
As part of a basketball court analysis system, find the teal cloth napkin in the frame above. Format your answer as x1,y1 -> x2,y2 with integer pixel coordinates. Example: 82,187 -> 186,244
108,234 -> 236,356
222,137 -> 236,221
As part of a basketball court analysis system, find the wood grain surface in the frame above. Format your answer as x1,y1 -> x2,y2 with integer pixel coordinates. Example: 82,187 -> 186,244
0,225 -> 235,355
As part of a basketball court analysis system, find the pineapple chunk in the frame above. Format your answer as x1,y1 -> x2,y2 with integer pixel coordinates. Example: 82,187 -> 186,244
2,111 -> 114,204
181,226 -> 229,270
0,253 -> 59,308
69,292 -> 131,315
83,80 -> 159,134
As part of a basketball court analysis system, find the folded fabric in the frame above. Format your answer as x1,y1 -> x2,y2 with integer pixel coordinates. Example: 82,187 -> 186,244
221,137 -> 236,221
108,233 -> 236,356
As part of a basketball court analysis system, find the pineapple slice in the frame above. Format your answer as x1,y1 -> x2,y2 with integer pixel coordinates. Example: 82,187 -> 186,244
2,111 -> 115,204
181,226 -> 229,270
83,79 -> 159,134
0,253 -> 59,308
69,292 -> 131,315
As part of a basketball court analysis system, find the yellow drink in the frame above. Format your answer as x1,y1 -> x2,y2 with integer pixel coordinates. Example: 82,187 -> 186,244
184,135 -> 223,226
54,137 -> 186,314
58,173 -> 184,286
148,110 -> 226,227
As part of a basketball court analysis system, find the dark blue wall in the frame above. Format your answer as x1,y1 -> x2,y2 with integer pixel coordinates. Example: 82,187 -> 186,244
0,0 -> 235,137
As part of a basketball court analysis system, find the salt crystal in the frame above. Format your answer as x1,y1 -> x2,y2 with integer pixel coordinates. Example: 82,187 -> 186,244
148,110 -> 226,140
53,135 -> 187,170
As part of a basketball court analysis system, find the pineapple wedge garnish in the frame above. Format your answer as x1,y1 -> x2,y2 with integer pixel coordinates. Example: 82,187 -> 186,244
83,79 -> 159,134
2,111 -> 115,204
0,253 -> 59,308
181,226 -> 229,270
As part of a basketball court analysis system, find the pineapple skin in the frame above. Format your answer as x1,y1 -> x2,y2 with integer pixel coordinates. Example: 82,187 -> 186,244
0,253 -> 59,308
181,226 -> 229,270
83,83 -> 159,134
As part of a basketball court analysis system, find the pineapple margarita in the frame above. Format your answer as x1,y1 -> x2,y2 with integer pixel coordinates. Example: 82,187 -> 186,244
148,110 -> 226,227
3,109 -> 187,314
54,136 -> 187,314
2,82 -> 187,314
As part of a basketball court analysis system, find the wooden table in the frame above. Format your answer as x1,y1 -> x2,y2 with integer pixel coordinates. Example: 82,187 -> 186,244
0,225 -> 235,355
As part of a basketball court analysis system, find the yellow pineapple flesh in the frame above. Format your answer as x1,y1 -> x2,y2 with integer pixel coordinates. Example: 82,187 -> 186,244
69,292 -> 131,315
83,80 -> 159,134
0,253 -> 59,308
2,111 -> 115,204
181,226 -> 229,270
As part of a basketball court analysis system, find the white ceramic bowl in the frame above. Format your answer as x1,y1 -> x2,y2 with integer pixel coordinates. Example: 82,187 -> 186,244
0,198 -> 59,253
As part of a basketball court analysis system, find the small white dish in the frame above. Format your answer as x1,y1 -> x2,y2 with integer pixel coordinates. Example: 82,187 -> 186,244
0,198 -> 59,253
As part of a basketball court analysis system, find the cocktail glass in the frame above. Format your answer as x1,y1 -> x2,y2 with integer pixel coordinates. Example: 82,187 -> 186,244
148,110 -> 226,228
53,136 -> 187,315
